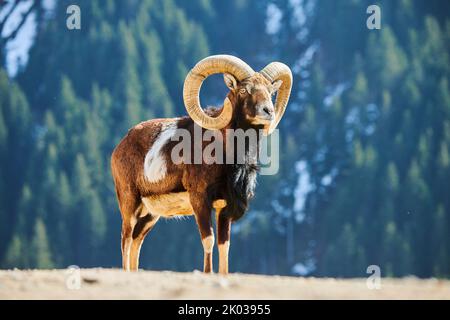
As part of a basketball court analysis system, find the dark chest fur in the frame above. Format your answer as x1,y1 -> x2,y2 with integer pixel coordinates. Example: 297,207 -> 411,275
223,160 -> 259,222
222,109 -> 263,221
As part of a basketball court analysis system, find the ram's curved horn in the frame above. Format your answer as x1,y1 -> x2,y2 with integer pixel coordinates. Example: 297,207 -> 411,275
183,55 -> 255,130
260,62 -> 293,134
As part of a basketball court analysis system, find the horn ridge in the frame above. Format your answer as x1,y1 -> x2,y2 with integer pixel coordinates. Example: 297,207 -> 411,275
260,62 -> 293,134
183,55 -> 254,130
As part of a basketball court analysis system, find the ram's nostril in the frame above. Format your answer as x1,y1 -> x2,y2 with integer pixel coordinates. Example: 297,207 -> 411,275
263,107 -> 271,115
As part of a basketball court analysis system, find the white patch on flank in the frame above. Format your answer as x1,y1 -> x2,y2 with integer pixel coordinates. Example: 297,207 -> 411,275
144,122 -> 177,183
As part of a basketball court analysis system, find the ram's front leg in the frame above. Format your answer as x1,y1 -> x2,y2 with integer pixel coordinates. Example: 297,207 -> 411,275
190,192 -> 214,273
216,206 -> 231,275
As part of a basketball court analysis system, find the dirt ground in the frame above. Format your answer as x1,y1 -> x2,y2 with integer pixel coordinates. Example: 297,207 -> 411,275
0,268 -> 449,300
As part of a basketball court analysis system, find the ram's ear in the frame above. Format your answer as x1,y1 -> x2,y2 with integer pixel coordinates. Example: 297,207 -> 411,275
272,79 -> 283,93
224,73 -> 238,90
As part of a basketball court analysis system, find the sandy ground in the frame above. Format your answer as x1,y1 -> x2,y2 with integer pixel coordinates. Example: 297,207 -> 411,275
0,268 -> 449,300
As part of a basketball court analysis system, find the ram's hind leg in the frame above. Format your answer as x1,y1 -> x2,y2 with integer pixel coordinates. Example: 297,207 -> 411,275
121,220 -> 135,271
117,190 -> 141,271
129,209 -> 160,271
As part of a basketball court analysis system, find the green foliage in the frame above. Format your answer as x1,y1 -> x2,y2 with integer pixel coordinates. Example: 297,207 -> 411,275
3,235 -> 27,269
0,0 -> 448,278
30,219 -> 54,269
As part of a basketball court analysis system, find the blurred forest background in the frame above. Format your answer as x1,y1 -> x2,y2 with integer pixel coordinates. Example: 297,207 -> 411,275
0,0 -> 449,278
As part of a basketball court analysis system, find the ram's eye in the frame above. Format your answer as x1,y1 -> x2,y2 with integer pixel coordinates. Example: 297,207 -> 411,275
239,88 -> 247,94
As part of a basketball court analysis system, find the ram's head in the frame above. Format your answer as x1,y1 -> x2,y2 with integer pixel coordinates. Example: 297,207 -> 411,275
183,55 -> 292,135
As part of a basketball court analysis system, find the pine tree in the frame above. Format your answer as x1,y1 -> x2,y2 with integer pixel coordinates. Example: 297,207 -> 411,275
30,219 -> 54,269
0,0 -> 448,277
0,69 -> 32,264
2,235 -> 27,269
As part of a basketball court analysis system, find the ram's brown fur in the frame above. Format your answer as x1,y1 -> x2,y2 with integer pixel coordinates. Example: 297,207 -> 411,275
111,61 -> 289,274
